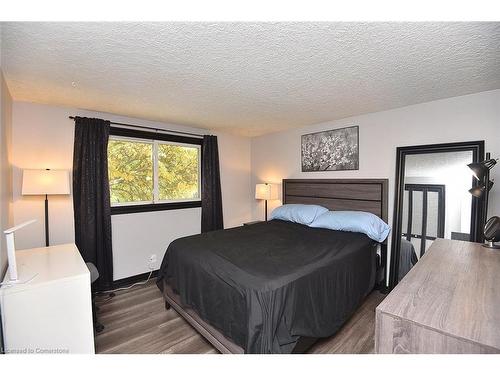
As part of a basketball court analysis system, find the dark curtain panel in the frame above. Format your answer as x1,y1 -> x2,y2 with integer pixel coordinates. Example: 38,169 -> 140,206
73,116 -> 113,288
201,135 -> 224,232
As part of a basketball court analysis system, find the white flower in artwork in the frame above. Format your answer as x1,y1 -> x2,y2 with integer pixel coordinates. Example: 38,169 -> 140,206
301,126 -> 359,171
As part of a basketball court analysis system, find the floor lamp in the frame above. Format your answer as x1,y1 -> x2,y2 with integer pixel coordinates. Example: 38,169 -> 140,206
468,152 -> 498,247
255,183 -> 279,221
22,169 -> 70,247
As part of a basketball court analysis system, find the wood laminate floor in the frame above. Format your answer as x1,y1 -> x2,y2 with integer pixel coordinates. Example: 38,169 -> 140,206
95,280 -> 385,354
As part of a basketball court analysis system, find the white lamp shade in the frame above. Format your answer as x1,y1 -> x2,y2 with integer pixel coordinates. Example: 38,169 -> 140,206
255,183 -> 279,200
22,169 -> 70,196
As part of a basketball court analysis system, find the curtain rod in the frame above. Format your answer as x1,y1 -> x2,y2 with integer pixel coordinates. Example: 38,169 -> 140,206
68,116 -> 204,138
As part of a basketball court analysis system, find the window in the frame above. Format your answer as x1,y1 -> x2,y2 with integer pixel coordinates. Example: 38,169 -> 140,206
108,138 -> 154,204
157,143 -> 200,201
108,127 -> 202,214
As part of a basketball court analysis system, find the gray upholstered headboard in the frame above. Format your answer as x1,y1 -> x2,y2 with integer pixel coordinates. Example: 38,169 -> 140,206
282,179 -> 389,223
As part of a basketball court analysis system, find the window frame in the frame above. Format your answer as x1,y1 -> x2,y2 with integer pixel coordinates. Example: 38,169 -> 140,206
155,140 -> 202,204
109,126 -> 203,215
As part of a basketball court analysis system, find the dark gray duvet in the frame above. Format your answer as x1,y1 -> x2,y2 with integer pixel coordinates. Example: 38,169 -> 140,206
156,220 -> 377,353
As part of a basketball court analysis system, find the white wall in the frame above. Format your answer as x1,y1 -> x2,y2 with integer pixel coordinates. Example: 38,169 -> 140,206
214,130 -> 252,229
251,89 -> 500,279
10,101 -> 252,280
111,208 -> 201,280
0,27 -> 14,278
0,73 -> 13,278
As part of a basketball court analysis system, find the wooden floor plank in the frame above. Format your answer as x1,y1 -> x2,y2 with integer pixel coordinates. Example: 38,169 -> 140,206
95,280 -> 385,354
308,291 -> 384,354
162,334 -> 218,354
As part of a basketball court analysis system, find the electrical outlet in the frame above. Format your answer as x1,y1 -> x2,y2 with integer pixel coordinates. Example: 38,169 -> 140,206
148,254 -> 157,270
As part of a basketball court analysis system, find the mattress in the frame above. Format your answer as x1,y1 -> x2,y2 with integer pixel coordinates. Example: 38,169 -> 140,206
156,220 -> 377,353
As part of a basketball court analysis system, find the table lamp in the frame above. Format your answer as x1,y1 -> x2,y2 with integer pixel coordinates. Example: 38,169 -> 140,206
22,169 -> 70,246
255,183 -> 279,221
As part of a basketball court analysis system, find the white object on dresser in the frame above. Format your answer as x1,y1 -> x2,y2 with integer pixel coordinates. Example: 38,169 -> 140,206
375,238 -> 500,354
3,219 -> 37,283
0,243 -> 95,354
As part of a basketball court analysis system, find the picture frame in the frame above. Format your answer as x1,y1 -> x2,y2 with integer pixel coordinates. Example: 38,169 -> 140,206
301,125 -> 359,172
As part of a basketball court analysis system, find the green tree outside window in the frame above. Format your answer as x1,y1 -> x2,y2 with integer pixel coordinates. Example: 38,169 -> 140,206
108,138 -> 200,204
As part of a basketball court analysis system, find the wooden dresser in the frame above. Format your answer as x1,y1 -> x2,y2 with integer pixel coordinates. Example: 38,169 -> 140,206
375,238 -> 500,354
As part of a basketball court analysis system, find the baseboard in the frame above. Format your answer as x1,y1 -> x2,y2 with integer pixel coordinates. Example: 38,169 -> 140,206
113,270 -> 159,289
96,270 -> 159,292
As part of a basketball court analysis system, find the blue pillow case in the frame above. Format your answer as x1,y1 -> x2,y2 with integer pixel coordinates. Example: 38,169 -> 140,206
270,204 -> 329,225
309,210 -> 391,243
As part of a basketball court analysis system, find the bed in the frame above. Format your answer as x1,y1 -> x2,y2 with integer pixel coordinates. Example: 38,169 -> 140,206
156,178 -> 388,354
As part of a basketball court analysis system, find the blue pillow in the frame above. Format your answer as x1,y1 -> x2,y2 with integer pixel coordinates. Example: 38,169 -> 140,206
310,211 -> 391,242
270,204 -> 329,225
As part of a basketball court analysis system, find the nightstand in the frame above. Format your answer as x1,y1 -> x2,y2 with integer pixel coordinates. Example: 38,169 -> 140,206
243,220 -> 264,226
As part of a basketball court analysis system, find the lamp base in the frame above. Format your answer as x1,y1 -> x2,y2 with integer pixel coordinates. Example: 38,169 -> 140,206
264,199 -> 268,221
482,241 -> 500,249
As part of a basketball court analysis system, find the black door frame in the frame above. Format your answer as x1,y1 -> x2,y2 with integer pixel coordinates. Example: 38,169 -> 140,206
402,184 -> 446,257
389,140 -> 485,290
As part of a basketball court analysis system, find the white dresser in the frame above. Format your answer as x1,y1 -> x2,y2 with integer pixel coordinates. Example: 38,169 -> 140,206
0,243 -> 95,354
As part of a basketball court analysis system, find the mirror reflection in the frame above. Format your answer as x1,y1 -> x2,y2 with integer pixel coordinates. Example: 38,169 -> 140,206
398,150 -> 475,280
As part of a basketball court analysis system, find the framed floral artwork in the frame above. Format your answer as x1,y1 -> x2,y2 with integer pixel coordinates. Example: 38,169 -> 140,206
301,126 -> 359,171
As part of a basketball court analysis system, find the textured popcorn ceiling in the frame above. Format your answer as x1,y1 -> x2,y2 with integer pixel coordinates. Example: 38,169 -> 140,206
2,22 -> 499,136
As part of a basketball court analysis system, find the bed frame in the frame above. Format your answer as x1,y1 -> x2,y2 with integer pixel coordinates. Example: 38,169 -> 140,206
162,178 -> 389,354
